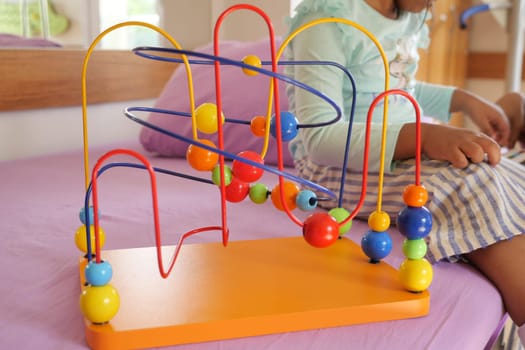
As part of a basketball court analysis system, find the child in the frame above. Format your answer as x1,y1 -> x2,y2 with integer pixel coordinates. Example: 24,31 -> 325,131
285,0 -> 525,345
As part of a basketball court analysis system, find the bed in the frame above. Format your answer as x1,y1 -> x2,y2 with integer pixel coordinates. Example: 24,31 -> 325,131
0,39 -> 510,350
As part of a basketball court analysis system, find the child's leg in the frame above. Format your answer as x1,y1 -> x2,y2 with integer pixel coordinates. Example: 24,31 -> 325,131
465,234 -> 525,327
496,92 -> 525,148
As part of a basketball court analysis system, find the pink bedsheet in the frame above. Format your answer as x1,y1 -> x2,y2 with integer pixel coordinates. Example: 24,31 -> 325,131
0,143 -> 505,349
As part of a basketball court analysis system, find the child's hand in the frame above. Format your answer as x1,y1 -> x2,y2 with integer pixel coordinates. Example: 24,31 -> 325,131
466,102 -> 510,146
420,123 -> 502,168
496,92 -> 525,148
395,123 -> 502,168
451,89 -> 511,146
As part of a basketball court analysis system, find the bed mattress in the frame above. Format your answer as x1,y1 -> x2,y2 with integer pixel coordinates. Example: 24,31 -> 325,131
0,142 -> 505,349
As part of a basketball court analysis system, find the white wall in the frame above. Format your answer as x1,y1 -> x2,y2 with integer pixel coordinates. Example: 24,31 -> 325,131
1,1 -> 294,162
159,0 -> 293,49
0,100 -> 153,161
465,3 -> 525,99
0,0 -> 290,160
3,1 -> 523,161
50,0 -> 295,49
38,0 -> 94,47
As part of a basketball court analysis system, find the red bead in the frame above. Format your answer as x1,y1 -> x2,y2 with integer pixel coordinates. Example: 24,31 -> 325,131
224,177 -> 250,203
303,212 -> 339,248
232,150 -> 264,183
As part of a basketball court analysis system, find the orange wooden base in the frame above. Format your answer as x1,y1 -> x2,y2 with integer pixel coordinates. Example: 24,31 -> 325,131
80,237 -> 429,350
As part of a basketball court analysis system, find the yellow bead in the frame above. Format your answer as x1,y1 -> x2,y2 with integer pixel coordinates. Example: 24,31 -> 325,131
75,225 -> 105,253
242,54 -> 262,76
399,258 -> 433,292
195,103 -> 225,134
79,284 -> 120,324
368,210 -> 390,232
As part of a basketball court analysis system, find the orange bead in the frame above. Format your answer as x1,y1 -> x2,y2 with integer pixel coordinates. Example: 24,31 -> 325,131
186,139 -> 219,171
270,181 -> 300,211
250,116 -> 267,137
402,184 -> 428,207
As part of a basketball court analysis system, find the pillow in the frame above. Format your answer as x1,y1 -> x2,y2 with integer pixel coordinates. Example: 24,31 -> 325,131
139,37 -> 294,167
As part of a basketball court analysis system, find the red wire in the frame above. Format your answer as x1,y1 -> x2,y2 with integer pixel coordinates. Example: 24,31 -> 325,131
89,148 -> 227,278
213,4 -> 303,227
339,89 -> 422,228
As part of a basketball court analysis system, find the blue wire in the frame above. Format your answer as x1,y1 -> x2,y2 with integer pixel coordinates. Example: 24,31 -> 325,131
82,45 -> 363,259
278,60 -> 357,207
125,107 -> 338,197
459,4 -> 490,29
138,106 -> 252,126
132,46 -> 360,208
132,46 -> 343,128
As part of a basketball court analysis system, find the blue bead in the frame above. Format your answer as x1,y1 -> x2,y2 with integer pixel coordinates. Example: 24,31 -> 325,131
270,111 -> 298,142
296,189 -> 318,211
361,230 -> 392,262
79,206 -> 100,225
85,260 -> 113,286
396,206 -> 432,239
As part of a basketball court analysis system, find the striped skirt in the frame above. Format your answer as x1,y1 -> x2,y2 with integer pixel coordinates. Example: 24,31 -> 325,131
294,155 -> 525,263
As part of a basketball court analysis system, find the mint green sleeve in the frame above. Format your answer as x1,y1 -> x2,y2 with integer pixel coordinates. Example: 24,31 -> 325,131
289,17 -> 400,172
413,82 -> 456,123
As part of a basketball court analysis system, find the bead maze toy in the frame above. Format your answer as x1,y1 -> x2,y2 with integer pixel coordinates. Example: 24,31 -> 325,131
75,4 -> 433,349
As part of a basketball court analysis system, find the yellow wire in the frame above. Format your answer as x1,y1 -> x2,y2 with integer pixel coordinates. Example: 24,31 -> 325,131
81,21 -> 196,190
263,17 -> 390,212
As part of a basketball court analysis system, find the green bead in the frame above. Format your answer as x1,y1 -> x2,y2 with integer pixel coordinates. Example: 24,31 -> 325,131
211,165 -> 232,186
328,207 -> 352,236
249,183 -> 269,204
402,238 -> 428,259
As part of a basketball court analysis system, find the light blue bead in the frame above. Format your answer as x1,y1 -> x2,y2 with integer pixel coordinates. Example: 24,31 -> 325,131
85,260 -> 113,286
296,189 -> 318,211
79,206 -> 100,225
